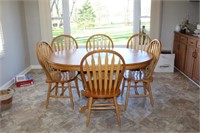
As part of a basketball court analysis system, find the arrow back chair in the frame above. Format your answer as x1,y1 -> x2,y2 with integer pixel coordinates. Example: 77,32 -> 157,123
50,34 -> 80,98
121,33 -> 152,96
123,39 -> 162,110
35,41 -> 80,110
80,49 -> 125,127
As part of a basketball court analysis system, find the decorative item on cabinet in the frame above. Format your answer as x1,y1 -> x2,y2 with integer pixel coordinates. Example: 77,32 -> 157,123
179,16 -> 197,34
175,24 -> 181,32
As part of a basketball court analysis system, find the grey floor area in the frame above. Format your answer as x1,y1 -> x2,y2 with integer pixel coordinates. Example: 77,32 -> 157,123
1,69 -> 199,133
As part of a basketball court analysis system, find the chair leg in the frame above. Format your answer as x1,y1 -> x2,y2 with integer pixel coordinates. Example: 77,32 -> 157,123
61,83 -> 65,96
68,82 -> 74,111
55,83 -> 58,96
75,78 -> 80,98
143,82 -> 147,95
121,78 -> 126,96
134,82 -> 139,95
125,81 -> 131,110
113,97 -> 121,126
147,82 -> 154,108
86,97 -> 93,127
46,83 -> 52,109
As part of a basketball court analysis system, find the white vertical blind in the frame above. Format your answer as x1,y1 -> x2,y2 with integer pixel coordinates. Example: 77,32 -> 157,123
150,0 -> 162,39
0,20 -> 4,58
0,2 -> 4,58
63,0 -> 71,34
133,0 -> 141,34
38,0 -> 53,43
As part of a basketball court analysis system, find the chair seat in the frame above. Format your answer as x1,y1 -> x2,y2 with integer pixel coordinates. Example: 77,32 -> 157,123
123,70 -> 153,82
46,71 -> 78,83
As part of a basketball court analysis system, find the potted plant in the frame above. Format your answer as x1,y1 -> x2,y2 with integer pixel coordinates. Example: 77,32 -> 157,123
0,88 -> 14,111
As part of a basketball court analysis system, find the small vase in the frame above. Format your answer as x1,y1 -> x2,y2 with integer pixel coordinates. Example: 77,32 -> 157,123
175,25 -> 181,32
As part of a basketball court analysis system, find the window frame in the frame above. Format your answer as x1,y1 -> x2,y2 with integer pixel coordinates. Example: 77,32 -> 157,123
42,0 -> 154,47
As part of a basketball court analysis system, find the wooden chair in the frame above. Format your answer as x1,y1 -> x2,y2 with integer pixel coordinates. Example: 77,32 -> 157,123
86,34 -> 114,51
121,33 -> 152,96
80,49 -> 126,127
51,34 -> 78,52
51,34 -> 80,95
35,41 -> 80,110
123,39 -> 162,110
126,33 -> 152,51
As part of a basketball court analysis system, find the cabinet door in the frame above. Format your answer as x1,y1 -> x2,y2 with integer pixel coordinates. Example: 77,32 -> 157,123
192,41 -> 200,85
173,40 -> 179,68
173,33 -> 180,68
178,44 -> 187,71
184,38 -> 197,77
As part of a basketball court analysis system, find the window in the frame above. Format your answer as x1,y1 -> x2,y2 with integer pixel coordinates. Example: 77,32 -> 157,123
50,0 -> 151,46
0,20 -> 4,58
140,0 -> 151,34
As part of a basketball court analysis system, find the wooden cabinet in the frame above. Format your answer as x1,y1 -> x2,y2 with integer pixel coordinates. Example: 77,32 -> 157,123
173,32 -> 200,85
192,41 -> 200,84
173,32 -> 187,72
184,37 -> 197,77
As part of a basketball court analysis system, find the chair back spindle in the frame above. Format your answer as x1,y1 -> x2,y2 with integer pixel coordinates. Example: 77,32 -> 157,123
51,34 -> 78,52
127,33 -> 152,51
86,34 -> 114,51
80,49 -> 125,98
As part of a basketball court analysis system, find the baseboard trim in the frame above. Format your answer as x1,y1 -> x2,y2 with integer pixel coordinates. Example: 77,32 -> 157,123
30,65 -> 42,69
0,79 -> 15,91
174,67 -> 200,88
0,66 -> 32,90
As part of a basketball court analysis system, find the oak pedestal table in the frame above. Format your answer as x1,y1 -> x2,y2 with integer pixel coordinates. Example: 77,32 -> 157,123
48,48 -> 153,112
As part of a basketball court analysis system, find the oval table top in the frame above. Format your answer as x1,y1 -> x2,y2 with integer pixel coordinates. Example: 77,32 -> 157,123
48,48 -> 153,71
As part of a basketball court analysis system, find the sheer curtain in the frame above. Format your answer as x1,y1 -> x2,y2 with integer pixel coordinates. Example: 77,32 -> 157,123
63,0 -> 71,34
133,0 -> 141,34
0,21 -> 4,58
0,2 -> 4,58
150,0 -> 162,39
38,0 -> 52,43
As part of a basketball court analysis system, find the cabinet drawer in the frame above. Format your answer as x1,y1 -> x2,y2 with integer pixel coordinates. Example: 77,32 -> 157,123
174,34 -> 180,41
180,36 -> 187,44
188,38 -> 197,47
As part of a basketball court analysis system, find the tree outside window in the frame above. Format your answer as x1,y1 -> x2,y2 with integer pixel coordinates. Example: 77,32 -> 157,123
50,0 -> 151,46
77,1 -> 96,29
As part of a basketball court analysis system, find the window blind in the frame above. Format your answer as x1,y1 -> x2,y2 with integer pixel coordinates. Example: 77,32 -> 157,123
0,21 -> 4,58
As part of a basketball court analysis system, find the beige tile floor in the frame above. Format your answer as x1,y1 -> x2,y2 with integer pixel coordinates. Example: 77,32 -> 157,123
0,69 -> 199,133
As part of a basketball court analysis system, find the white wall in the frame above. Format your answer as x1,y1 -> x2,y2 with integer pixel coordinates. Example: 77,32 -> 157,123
199,2 -> 200,23
24,1 -> 41,65
160,1 -> 199,51
0,1 -> 30,87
